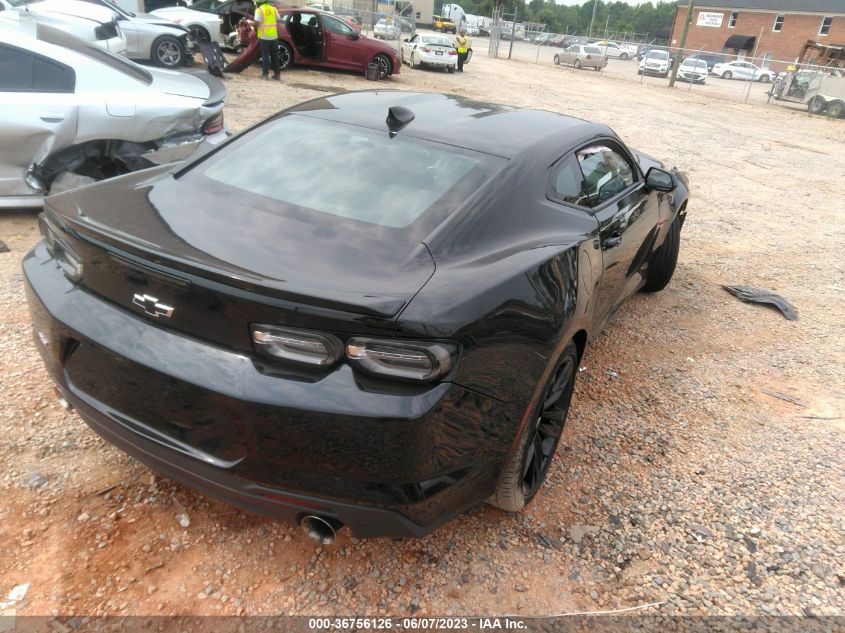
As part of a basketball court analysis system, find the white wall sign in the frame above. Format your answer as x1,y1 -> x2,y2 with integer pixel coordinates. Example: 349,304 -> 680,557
696,12 -> 724,27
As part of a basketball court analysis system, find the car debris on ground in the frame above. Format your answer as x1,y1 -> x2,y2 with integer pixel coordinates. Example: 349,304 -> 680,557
722,284 -> 798,320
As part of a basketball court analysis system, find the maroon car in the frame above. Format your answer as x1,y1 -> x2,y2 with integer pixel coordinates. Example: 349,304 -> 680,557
276,8 -> 400,79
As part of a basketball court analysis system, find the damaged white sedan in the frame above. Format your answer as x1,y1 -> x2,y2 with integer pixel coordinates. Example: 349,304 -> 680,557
0,21 -> 226,209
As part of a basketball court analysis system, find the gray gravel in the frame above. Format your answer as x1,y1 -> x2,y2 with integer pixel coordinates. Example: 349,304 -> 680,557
0,54 -> 843,618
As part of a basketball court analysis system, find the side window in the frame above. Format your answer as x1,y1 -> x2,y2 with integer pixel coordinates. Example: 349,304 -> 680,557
550,155 -> 586,206
323,15 -> 354,35
33,57 -> 75,93
0,44 -> 34,92
576,144 -> 636,207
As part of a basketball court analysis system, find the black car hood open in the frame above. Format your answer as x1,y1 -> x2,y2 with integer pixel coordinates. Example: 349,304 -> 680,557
51,168 -> 435,318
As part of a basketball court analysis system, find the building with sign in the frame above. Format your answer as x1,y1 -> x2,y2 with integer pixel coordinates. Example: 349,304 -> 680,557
669,1 -> 845,68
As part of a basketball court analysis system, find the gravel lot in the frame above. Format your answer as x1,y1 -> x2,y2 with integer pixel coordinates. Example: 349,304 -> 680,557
0,50 -> 843,620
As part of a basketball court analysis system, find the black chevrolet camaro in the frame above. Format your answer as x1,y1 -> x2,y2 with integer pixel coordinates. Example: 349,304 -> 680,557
24,91 -> 689,541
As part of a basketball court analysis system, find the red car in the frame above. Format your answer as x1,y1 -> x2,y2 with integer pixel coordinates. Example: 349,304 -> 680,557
276,8 -> 400,79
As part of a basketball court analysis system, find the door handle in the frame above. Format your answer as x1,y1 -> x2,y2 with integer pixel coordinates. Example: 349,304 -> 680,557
603,235 -> 622,249
40,113 -> 65,123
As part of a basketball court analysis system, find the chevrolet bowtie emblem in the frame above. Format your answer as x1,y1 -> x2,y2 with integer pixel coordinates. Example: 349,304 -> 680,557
132,294 -> 174,319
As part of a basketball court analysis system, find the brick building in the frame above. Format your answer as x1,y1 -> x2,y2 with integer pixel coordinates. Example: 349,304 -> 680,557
669,0 -> 845,68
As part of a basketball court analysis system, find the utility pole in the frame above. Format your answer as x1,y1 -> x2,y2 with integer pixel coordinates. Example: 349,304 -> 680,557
508,3 -> 517,60
668,0 -> 694,88
588,0 -> 598,39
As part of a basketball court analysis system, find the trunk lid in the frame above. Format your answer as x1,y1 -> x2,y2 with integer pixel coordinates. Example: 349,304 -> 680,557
45,167 -> 435,351
147,66 -> 210,100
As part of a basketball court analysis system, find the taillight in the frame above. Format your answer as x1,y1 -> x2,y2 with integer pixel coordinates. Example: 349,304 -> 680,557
346,338 -> 457,382
39,214 -> 84,284
251,325 -> 343,367
203,112 -> 224,135
250,324 -> 459,382
449,49 -> 457,55
421,47 -> 431,53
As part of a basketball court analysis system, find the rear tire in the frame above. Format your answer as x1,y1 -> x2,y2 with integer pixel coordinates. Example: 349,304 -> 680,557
447,65 -> 455,73
620,52 -> 628,60
827,100 -> 844,118
409,52 -> 416,69
152,35 -> 185,68
722,70 -> 732,79
489,341 -> 578,512
278,41 -> 293,70
642,216 -> 680,293
574,59 -> 581,69
759,74 -> 771,83
808,95 -> 826,114
554,54 -> 560,65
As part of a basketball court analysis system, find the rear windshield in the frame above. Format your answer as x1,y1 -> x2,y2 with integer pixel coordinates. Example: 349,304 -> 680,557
37,23 -> 152,85
584,46 -> 602,54
185,115 -> 505,229
647,51 -> 668,60
422,36 -> 452,46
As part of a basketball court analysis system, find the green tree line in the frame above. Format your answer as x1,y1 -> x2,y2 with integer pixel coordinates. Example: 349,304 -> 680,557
451,1 -> 677,40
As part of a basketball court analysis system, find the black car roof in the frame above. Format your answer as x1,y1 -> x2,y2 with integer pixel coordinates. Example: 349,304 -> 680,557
285,91 -> 611,159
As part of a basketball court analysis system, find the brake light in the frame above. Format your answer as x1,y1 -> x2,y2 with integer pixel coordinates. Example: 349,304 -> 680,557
449,49 -> 457,55
421,47 -> 431,53
346,338 -> 457,382
203,112 -> 224,135
39,214 -> 84,284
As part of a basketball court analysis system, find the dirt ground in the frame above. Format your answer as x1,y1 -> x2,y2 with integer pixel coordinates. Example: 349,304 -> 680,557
1,50 -> 843,620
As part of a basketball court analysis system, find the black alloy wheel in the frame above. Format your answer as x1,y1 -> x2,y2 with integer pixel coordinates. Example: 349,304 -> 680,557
372,54 -> 391,79
519,351 -> 576,499
278,42 -> 293,70
489,341 -> 578,512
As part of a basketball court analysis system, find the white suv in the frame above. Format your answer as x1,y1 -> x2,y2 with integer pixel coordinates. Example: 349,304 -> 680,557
638,49 -> 670,78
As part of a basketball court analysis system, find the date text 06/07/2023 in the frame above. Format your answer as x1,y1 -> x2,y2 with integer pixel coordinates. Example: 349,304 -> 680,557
307,617 -> 528,630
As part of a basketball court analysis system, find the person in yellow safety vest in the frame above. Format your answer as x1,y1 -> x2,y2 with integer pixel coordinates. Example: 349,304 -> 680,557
455,28 -> 470,72
253,0 -> 281,80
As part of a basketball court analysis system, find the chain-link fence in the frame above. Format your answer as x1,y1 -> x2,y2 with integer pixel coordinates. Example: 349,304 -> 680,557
464,34 -> 844,116
327,1 -> 417,48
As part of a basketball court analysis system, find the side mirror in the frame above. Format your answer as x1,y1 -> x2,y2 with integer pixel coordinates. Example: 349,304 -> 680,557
350,32 -> 360,40
645,167 -> 675,192
403,38 -> 408,42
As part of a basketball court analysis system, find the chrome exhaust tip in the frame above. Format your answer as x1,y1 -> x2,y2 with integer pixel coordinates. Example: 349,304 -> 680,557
300,515 -> 342,545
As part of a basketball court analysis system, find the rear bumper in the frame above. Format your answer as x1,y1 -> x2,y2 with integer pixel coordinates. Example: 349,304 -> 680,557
23,243 -> 520,537
420,55 -> 456,67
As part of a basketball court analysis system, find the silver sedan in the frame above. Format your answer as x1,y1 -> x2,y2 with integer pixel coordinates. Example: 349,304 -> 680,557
0,21 -> 227,209
553,44 -> 607,71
